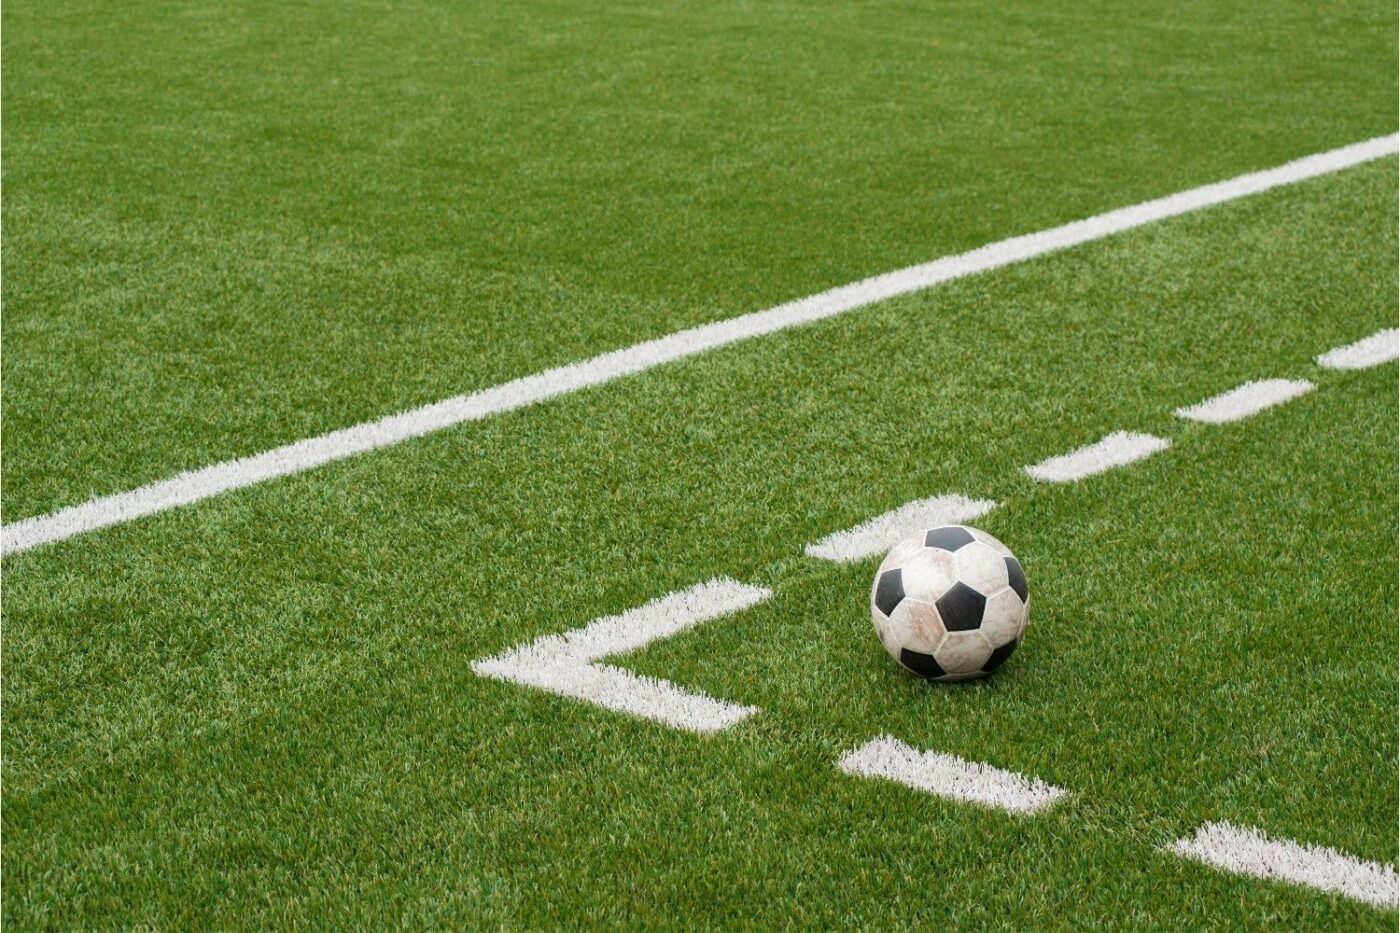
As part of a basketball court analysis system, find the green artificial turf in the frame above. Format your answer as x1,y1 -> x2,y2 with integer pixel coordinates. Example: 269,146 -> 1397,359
5,153 -> 1397,926
2,0 -> 1396,521
4,0 -> 1398,927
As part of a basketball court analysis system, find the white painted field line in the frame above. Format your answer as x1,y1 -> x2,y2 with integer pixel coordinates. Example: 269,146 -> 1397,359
1174,379 -> 1315,424
1169,822 -> 1399,910
1316,328 -> 1399,370
1024,431 -> 1170,483
805,494 -> 997,563
838,735 -> 1066,814
471,578 -> 769,734
4,134 -> 1396,557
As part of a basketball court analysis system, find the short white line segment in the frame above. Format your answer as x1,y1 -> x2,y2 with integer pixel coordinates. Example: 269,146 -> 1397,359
4,134 -> 1396,556
838,736 -> 1066,814
1316,328 -> 1399,371
1024,431 -> 1170,483
1174,379 -> 1315,424
805,494 -> 997,562
471,578 -> 769,734
1168,822 -> 1399,909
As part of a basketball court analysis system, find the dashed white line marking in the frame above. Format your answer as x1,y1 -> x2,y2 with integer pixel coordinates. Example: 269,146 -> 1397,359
1169,822 -> 1399,909
837,735 -> 1067,814
1316,328 -> 1400,371
805,494 -> 997,563
1174,379 -> 1315,424
5,134 -> 1396,556
1023,431 -> 1170,483
471,578 -> 769,734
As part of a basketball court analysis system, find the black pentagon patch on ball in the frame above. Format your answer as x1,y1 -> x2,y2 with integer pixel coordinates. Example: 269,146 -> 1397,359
874,568 -> 905,617
1004,556 -> 1028,602
936,581 -> 986,632
924,525 -> 975,552
982,638 -> 1019,673
899,648 -> 945,679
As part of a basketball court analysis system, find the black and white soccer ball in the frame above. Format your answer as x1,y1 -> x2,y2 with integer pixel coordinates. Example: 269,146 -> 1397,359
870,525 -> 1029,682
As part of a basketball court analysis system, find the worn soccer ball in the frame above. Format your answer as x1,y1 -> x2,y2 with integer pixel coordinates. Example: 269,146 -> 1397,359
870,525 -> 1029,681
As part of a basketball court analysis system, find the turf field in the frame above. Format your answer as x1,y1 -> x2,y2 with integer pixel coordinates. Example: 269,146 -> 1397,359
3,0 -> 1398,927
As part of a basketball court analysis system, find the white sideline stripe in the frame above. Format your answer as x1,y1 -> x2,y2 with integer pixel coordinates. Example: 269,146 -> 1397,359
4,134 -> 1396,557
1024,431 -> 1170,483
838,735 -> 1066,814
1169,822 -> 1399,909
805,494 -> 997,562
1173,379 -> 1315,424
1315,328 -> 1400,370
470,578 -> 769,734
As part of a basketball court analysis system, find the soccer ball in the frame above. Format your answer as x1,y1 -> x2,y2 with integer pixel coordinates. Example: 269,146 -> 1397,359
870,525 -> 1029,681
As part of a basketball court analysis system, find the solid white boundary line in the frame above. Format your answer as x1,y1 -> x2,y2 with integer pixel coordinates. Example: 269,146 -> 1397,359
471,578 -> 769,734
1174,379 -> 1315,424
1024,431 -> 1170,483
838,735 -> 1066,814
4,134 -> 1396,556
1168,821 -> 1399,909
1315,328 -> 1400,370
805,494 -> 996,562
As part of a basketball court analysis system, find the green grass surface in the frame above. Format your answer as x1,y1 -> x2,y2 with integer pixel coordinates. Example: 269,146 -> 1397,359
3,0 -> 1396,520
3,0 -> 1397,927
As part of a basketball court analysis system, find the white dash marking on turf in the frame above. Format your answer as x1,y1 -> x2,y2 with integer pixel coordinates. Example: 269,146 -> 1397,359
837,736 -> 1066,815
1173,379 -> 1315,424
1023,431 -> 1169,483
471,578 -> 769,734
4,134 -> 1396,556
805,494 -> 997,563
1316,328 -> 1400,371
1168,822 -> 1399,910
